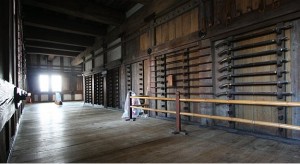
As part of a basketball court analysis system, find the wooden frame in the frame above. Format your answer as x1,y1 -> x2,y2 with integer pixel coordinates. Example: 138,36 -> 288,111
131,92 -> 300,133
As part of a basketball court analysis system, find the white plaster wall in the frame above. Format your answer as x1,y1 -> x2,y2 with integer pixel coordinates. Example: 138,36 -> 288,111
41,94 -> 49,101
107,46 -> 121,63
95,55 -> 104,67
75,94 -> 82,100
63,94 -> 72,101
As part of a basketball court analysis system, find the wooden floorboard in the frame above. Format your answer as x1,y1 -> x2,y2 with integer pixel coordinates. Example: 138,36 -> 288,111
9,102 -> 300,163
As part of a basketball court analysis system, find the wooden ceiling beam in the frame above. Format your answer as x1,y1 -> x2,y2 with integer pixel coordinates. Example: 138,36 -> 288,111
129,0 -> 152,5
24,26 -> 95,47
27,52 -> 76,58
23,19 -> 106,37
22,0 -> 125,26
26,47 -> 78,57
47,55 -> 56,61
25,45 -> 82,53
25,38 -> 90,48
24,41 -> 86,52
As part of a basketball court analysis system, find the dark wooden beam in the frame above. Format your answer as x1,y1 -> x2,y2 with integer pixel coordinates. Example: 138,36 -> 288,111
23,9 -> 107,37
26,47 -> 78,57
25,38 -> 90,48
26,45 -> 82,53
27,52 -> 76,58
48,55 -> 56,61
24,26 -> 95,47
25,40 -> 86,52
22,0 -> 124,26
129,0 -> 152,5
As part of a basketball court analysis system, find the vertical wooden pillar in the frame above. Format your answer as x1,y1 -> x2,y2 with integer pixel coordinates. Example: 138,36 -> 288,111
103,44 -> 108,108
92,74 -> 95,106
82,57 -> 86,103
0,0 -> 11,81
4,121 -> 11,158
103,73 -> 107,108
175,91 -> 181,132
129,92 -> 132,119
173,91 -> 187,135
0,128 -> 7,162
71,67 -> 76,101
91,52 -> 95,105
291,20 -> 300,139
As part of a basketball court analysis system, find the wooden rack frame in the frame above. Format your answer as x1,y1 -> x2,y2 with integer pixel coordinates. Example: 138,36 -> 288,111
130,92 -> 300,134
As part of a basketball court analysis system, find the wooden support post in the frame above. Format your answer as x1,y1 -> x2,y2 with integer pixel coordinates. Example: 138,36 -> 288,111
103,74 -> 107,108
175,91 -> 181,132
173,91 -> 187,135
5,121 -> 11,157
291,19 -> 300,139
0,127 -> 6,162
129,92 -> 132,120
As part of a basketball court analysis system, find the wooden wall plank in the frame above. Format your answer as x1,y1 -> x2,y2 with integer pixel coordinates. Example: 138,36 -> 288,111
175,15 -> 183,38
190,7 -> 199,33
168,19 -> 176,41
0,128 -> 7,162
140,31 -> 150,51
252,0 -> 260,11
155,25 -> 162,45
182,11 -> 192,36
161,23 -> 169,43
290,19 -> 300,139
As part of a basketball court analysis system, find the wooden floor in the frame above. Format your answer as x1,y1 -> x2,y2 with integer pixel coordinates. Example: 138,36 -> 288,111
9,102 -> 300,163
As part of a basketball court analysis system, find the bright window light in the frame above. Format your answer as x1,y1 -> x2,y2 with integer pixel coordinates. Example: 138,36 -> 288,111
51,75 -> 62,92
39,75 -> 49,92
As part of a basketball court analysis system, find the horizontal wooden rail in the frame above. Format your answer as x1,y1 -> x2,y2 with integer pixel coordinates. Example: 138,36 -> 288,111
180,98 -> 300,107
131,96 -> 300,107
131,105 -> 300,131
180,112 -> 300,131
130,106 -> 176,114
131,96 -> 176,101
130,93 -> 300,134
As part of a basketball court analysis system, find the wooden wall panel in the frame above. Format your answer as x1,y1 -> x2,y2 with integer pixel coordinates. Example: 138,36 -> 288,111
290,19 -> 300,139
190,48 -> 213,124
106,67 -> 120,108
190,7 -> 199,33
77,77 -> 83,91
214,0 -> 226,26
285,27 -> 292,138
62,76 -> 70,91
234,30 -> 278,134
143,59 -> 150,96
182,12 -> 192,36
168,19 -> 176,41
131,62 -> 139,94
175,15 -> 183,38
155,8 -> 199,45
120,64 -> 126,110
156,25 -> 162,45
125,37 -> 139,61
140,31 -> 150,51
214,23 -> 292,136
